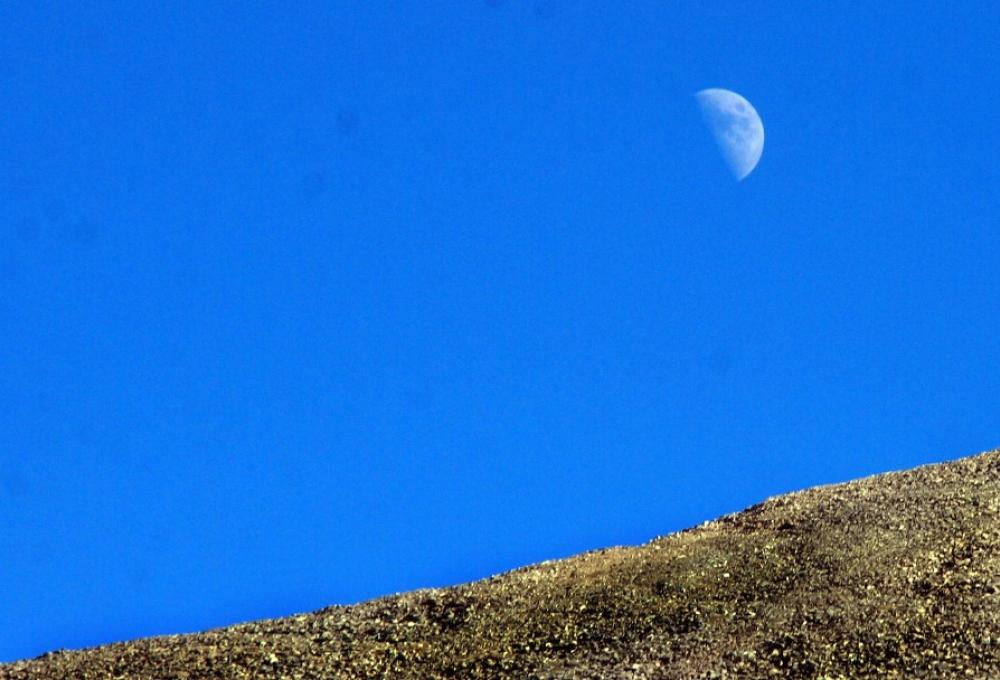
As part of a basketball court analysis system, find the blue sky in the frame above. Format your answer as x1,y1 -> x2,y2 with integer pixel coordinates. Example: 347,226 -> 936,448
2,1 -> 999,662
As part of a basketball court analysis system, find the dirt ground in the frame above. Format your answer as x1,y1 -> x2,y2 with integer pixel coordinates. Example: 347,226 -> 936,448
4,447 -> 1000,679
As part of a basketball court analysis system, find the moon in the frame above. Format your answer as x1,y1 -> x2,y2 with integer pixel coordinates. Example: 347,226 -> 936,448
695,88 -> 764,181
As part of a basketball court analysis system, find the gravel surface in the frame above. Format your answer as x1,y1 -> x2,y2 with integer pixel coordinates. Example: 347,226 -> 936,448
4,447 -> 1000,679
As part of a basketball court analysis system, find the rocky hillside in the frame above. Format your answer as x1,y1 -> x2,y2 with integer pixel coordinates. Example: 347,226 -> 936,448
4,447 -> 1000,679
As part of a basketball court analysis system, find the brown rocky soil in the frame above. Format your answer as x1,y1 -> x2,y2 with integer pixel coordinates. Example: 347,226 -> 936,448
4,447 -> 1000,679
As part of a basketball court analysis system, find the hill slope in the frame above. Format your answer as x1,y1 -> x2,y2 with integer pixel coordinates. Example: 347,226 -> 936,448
4,448 -> 1000,679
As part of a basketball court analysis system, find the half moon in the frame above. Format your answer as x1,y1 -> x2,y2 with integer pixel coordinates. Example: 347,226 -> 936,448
695,88 -> 764,181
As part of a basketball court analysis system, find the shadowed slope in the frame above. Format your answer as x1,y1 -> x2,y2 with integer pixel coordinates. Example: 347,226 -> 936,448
4,447 -> 1000,679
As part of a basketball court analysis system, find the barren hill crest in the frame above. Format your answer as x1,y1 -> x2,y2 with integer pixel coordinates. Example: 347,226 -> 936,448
4,448 -> 1000,679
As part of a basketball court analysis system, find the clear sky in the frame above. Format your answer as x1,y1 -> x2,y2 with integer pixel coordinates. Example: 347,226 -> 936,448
2,1 -> 999,663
